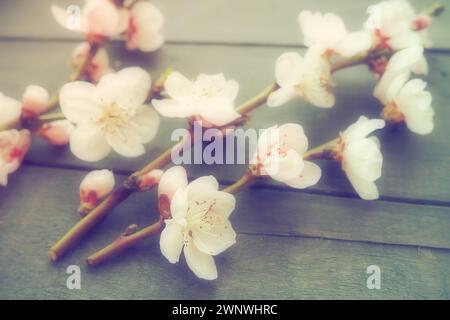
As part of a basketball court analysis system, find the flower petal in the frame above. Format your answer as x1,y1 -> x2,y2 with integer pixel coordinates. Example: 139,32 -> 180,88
152,98 -> 193,118
170,188 -> 189,221
198,98 -> 241,127
335,31 -> 372,57
343,138 -> 383,182
267,87 -> 297,107
97,67 -> 151,109
0,93 -> 22,128
397,79 -> 434,135
164,72 -> 193,100
278,123 -> 309,155
346,171 -> 380,200
192,218 -> 236,256
59,81 -> 102,123
275,52 -> 304,87
133,105 -> 160,144
267,149 -> 304,182
160,220 -> 184,263
184,242 -> 218,280
70,123 -> 111,162
158,166 -> 188,199
105,126 -> 145,158
343,116 -> 386,141
284,161 -> 322,189
187,176 -> 220,196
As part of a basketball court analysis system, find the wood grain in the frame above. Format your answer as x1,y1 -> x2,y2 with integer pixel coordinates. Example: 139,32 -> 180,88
0,0 -> 449,50
0,41 -> 448,203
1,166 -> 449,253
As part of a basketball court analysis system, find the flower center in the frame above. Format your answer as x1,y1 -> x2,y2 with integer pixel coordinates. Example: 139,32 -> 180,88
381,102 -> 405,123
95,103 -> 133,135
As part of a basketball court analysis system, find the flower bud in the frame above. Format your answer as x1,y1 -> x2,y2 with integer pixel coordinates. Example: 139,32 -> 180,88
0,129 -> 31,186
79,169 -> 115,214
138,169 -> 163,191
22,85 -> 49,118
36,120 -> 74,146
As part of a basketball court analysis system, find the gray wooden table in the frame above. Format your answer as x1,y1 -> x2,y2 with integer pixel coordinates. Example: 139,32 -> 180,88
0,0 -> 449,299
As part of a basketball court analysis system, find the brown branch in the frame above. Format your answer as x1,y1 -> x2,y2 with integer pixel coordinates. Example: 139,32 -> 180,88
86,221 -> 163,266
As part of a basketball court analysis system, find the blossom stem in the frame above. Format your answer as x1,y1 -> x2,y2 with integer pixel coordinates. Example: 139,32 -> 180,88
303,138 -> 339,159
37,112 -> 66,122
236,83 -> 279,115
331,48 -> 389,73
43,42 -> 102,114
49,186 -> 132,261
223,170 -> 256,194
49,51 -> 374,262
85,170 -> 256,266
86,220 -> 163,266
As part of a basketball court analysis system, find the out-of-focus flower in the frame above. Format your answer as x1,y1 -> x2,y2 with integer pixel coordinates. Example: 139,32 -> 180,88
299,11 -> 372,57
158,166 -> 236,280
332,116 -> 385,200
22,85 -> 50,118
0,129 -> 31,186
374,46 -> 427,94
366,0 -> 433,51
51,0 -> 126,42
267,48 -> 335,108
251,124 -> 321,189
412,14 -> 432,48
0,92 -> 22,129
374,72 -> 434,135
124,1 -> 164,52
59,67 -> 160,162
72,42 -> 114,83
152,72 -> 241,127
36,120 -> 75,146
79,169 -> 115,212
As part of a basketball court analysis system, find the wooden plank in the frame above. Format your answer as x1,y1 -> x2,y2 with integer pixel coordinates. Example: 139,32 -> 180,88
0,41 -> 449,203
0,167 -> 449,299
1,165 -> 450,252
0,0 -> 449,50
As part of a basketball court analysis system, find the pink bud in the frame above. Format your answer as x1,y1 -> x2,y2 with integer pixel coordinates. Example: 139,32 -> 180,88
36,120 -> 74,146
412,14 -> 432,31
22,85 -> 49,118
158,166 -> 188,201
0,129 -> 31,186
79,169 -> 115,212
138,169 -> 164,191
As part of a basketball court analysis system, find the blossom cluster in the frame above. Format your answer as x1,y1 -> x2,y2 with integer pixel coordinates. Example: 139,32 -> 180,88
0,0 -> 441,280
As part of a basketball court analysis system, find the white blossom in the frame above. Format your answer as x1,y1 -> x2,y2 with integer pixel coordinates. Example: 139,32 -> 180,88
299,10 -> 372,57
158,166 -> 236,280
51,0 -> 127,40
251,124 -> 321,189
59,67 -> 160,162
152,72 -> 241,127
267,48 -> 335,108
0,129 -> 31,186
124,1 -> 164,52
374,72 -> 434,135
337,116 -> 385,200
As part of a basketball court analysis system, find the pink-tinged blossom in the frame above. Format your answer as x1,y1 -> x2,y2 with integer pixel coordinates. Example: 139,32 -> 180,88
251,124 -> 321,189
79,169 -> 115,211
36,120 -> 75,146
22,85 -> 50,118
158,166 -> 236,280
72,42 -> 114,83
0,129 -> 31,186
